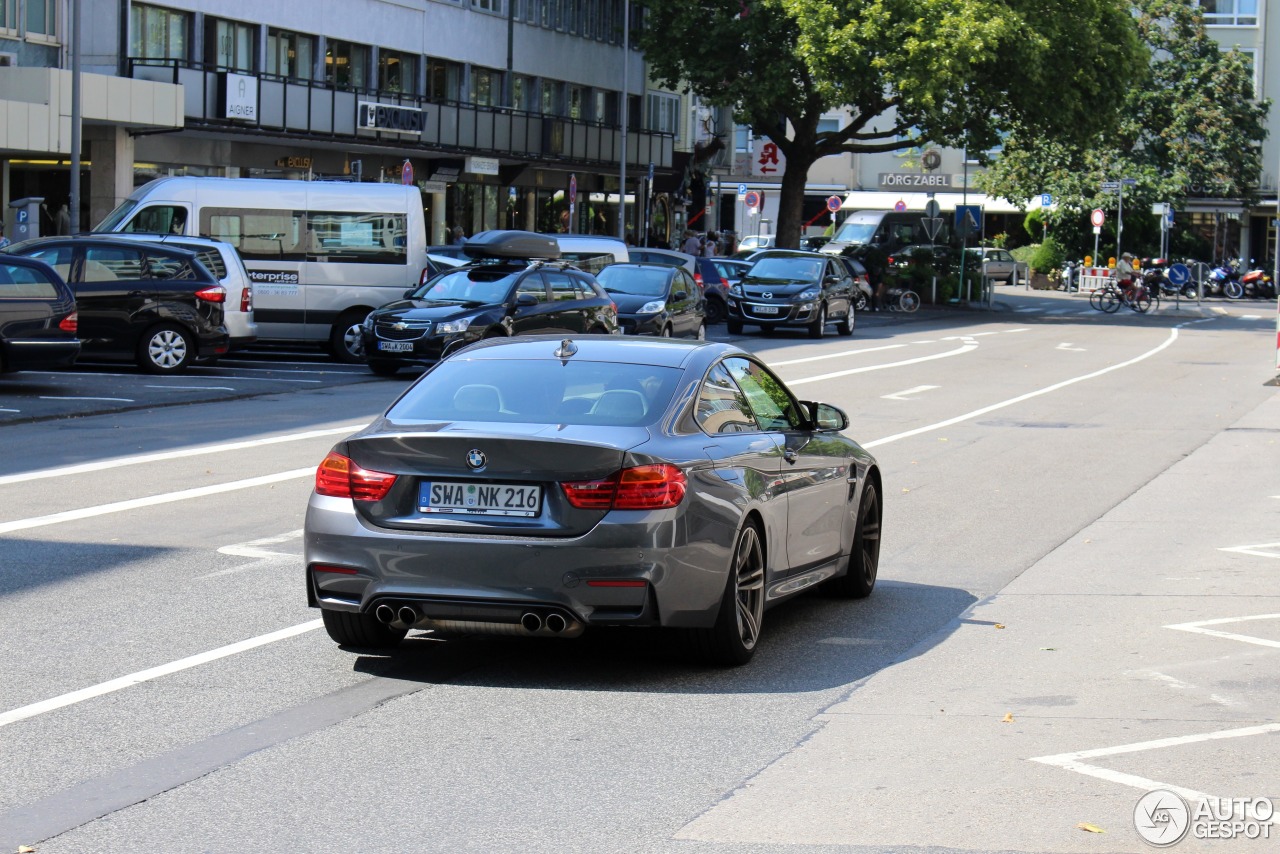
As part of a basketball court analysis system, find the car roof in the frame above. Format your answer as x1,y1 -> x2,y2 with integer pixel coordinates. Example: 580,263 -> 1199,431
447,333 -> 742,369
97,232 -> 235,250
598,262 -> 679,274
746,249 -> 830,261
9,235 -> 201,260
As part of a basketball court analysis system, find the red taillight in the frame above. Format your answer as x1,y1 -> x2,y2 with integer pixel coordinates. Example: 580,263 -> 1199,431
58,311 -> 77,333
311,564 -> 360,575
420,267 -> 431,285
561,464 -> 686,510
240,285 -> 252,312
693,271 -> 704,289
195,285 -> 226,304
315,452 -> 398,501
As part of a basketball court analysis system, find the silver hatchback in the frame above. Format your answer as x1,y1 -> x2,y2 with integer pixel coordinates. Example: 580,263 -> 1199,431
305,335 -> 882,665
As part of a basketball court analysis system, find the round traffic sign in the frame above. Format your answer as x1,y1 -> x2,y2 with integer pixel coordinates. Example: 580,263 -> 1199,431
826,195 -> 842,213
744,190 -> 761,209
894,199 -> 906,212
401,159 -> 414,186
924,199 -> 941,219
1090,208 -> 1105,227
1167,263 -> 1191,286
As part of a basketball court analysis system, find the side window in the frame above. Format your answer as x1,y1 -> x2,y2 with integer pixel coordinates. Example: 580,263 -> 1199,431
545,271 -> 579,301
516,273 -> 550,303
202,208 -> 305,261
122,205 -> 188,235
696,363 -> 758,434
83,246 -> 144,282
142,250 -> 197,280
24,246 -> 73,282
0,264 -> 59,298
725,358 -> 801,432
676,269 -> 696,295
307,212 -> 407,264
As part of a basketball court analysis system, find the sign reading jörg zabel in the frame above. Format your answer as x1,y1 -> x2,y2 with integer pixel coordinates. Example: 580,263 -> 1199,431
879,173 -> 952,189
358,102 -> 425,135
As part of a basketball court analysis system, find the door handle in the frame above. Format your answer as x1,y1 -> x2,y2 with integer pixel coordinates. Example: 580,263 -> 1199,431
783,448 -> 797,464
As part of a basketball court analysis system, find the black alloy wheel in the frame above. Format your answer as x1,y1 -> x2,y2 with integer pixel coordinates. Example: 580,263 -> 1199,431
329,311 -> 369,363
687,521 -> 766,666
825,482 -> 881,598
808,303 -> 827,339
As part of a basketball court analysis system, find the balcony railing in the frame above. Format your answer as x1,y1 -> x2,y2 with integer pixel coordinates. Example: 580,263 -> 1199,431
128,58 -> 673,171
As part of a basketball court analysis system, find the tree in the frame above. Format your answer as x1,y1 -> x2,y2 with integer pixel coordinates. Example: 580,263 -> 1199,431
637,0 -> 1144,249
979,0 -> 1271,258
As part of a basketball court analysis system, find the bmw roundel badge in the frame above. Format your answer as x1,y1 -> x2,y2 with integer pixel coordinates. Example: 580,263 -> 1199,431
466,449 -> 487,470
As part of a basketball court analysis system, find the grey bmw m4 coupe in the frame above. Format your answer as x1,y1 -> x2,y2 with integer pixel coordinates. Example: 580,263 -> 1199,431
305,335 -> 882,665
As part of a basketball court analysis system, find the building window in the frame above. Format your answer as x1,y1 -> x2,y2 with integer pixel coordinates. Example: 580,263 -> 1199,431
379,49 -> 416,94
472,0 -> 505,14
567,85 -> 584,120
266,29 -> 315,80
512,75 -> 537,112
1198,0 -> 1257,26
541,79 -> 563,116
130,4 -> 189,61
427,58 -> 463,102
1,0 -> 18,35
206,18 -> 256,72
326,40 -> 370,90
734,123 -> 751,153
645,92 -> 679,135
24,0 -> 56,40
470,66 -> 502,107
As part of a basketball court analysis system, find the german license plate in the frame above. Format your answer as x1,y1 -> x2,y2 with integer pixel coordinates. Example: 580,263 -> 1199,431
419,481 -> 541,517
754,304 -> 780,315
378,341 -> 414,352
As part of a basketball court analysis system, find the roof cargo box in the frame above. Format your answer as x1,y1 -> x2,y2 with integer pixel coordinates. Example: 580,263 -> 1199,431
464,230 -> 561,260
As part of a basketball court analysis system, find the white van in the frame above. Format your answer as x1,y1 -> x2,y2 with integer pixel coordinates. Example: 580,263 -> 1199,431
95,177 -> 429,361
553,235 -> 628,274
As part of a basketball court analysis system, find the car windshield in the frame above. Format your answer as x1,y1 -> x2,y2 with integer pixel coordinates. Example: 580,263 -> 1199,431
831,221 -> 877,244
413,268 -> 517,304
595,266 -> 670,297
748,257 -> 823,282
387,359 -> 683,427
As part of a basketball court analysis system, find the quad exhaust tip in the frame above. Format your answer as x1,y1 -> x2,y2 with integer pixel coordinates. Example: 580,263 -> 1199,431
397,605 -> 419,626
374,604 -> 396,625
520,612 -> 543,633
544,612 -> 568,634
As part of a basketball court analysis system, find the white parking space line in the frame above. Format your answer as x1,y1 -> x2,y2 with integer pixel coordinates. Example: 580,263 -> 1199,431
1015,307 -> 1041,313
177,375 -> 322,384
970,331 -> 1002,337
1030,723 -> 1280,801
0,408 -> 18,413
0,424 -> 364,485
217,529 -> 305,559
0,468 -> 312,534
788,342 -> 977,386
881,385 -> 939,401
1221,542 -> 1280,559
769,343 -> 907,367
146,385 -> 237,391
1055,343 -> 1086,351
1165,614 -> 1280,650
38,396 -> 134,402
0,620 -> 324,730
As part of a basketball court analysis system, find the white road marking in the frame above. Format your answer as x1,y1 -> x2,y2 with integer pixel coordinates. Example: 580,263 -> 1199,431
0,468 -> 313,534
217,529 -> 305,559
1220,542 -> 1280,559
0,424 -> 365,485
46,370 -> 322,383
769,343 -> 906,366
862,324 -> 1192,449
970,331 -> 1001,337
788,343 -> 977,386
911,339 -> 938,344
1029,722 -> 1280,801
38,395 -> 134,402
1055,343 -> 1086,351
1045,309 -> 1073,315
881,385 -> 939,401
1241,315 -> 1262,320
1165,613 -> 1280,650
0,408 -> 19,413
1015,307 -> 1041,313
0,620 -> 324,730
146,385 -> 237,391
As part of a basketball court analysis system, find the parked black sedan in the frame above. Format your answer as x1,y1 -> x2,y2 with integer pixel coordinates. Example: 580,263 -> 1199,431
361,231 -> 618,377
0,255 -> 80,373
595,263 -> 705,339
725,250 -> 855,338
4,236 -> 229,373
305,335 -> 882,665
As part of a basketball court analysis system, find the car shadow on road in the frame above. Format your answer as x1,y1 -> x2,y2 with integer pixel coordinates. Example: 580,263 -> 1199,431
349,579 -> 975,695
0,537 -> 172,597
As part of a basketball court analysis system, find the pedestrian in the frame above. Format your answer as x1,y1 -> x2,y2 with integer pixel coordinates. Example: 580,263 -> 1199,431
681,229 -> 701,256
703,231 -> 718,258
55,203 -> 72,236
0,221 -> 9,250
451,225 -> 467,245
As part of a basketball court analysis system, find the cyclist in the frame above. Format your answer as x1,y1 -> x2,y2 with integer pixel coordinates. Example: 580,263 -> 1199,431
1114,252 -> 1140,299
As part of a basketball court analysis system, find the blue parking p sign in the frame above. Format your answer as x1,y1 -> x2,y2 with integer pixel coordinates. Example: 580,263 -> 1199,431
1041,193 -> 1052,207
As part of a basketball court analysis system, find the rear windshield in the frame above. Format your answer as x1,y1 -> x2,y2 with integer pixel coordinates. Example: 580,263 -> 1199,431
413,268 -> 520,304
596,266 -> 670,297
388,359 -> 682,427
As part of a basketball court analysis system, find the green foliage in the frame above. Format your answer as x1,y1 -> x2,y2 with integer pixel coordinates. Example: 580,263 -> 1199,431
1023,209 -> 1046,239
637,0 -> 1144,248
1010,244 -> 1038,267
1030,237 -> 1066,272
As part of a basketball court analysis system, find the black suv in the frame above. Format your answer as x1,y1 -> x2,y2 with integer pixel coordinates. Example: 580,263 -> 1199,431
726,250 -> 855,338
362,230 -> 619,376
4,236 -> 229,373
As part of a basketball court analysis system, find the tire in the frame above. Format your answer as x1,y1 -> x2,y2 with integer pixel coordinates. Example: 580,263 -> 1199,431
704,297 -> 727,325
825,481 -> 881,599
367,360 -> 401,377
1101,291 -> 1123,313
726,319 -> 744,335
1181,284 -> 1197,299
1131,291 -> 1152,313
897,290 -> 920,313
321,608 -> 407,649
808,303 -> 827,339
685,521 -> 766,666
329,311 -> 369,364
854,291 -> 870,312
137,323 -> 195,374
1224,281 -> 1244,300
835,307 -> 854,336
661,325 -> 673,338
695,322 -> 707,341
1089,290 -> 1105,311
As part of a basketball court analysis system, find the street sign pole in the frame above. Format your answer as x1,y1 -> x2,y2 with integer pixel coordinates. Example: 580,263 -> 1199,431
1117,179 -> 1124,262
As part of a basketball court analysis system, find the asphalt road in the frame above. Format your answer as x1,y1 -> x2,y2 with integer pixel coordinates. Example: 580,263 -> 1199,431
1,289 -> 1277,853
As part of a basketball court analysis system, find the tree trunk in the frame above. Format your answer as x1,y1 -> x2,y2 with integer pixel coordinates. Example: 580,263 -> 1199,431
775,147 -> 816,250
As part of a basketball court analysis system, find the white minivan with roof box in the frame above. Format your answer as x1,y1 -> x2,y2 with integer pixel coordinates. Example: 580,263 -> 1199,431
95,177 -> 430,361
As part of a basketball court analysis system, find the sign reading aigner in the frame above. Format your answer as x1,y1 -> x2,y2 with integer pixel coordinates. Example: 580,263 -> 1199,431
879,172 -> 952,189
358,102 -> 425,135
222,72 -> 258,122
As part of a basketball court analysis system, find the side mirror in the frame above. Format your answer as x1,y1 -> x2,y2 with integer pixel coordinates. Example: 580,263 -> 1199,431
672,290 -> 687,301
403,288 -> 418,299
515,292 -> 539,307
812,403 -> 848,432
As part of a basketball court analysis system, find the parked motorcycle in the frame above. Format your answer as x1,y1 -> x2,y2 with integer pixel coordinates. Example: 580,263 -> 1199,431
1141,258 -> 1195,299
1238,264 -> 1275,299
1209,259 -> 1242,298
